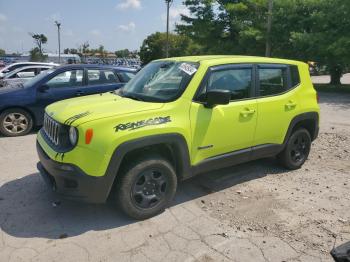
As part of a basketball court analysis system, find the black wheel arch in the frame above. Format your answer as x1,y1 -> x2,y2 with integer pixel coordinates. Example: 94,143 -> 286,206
103,133 -> 192,200
283,112 -> 319,144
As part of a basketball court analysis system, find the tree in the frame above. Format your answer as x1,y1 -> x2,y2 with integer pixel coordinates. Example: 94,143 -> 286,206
177,0 -> 267,55
0,49 -> 5,56
30,33 -> 48,54
271,0 -> 350,85
139,32 -> 200,64
64,48 -> 78,54
115,49 -> 130,58
178,0 -> 350,85
29,47 -> 47,62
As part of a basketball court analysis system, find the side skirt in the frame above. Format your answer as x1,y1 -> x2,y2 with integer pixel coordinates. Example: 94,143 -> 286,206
188,143 -> 283,178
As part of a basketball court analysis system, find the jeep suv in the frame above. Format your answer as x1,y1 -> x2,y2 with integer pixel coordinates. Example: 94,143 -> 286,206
36,56 -> 319,219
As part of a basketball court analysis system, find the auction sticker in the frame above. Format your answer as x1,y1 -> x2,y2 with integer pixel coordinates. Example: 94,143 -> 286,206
179,63 -> 197,75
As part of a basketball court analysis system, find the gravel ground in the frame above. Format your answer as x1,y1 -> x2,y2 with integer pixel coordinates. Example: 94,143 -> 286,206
0,92 -> 349,262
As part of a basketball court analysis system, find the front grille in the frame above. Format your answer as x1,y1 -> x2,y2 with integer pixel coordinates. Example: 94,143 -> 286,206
43,114 -> 60,146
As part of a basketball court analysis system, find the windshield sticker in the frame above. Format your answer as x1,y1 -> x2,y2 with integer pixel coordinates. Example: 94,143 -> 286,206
115,116 -> 171,132
64,111 -> 91,125
179,63 -> 197,76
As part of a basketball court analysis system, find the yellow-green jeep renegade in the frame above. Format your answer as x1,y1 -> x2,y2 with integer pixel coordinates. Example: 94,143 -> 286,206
36,56 -> 319,219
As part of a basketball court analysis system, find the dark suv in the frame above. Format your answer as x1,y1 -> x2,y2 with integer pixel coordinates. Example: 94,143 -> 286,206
0,64 -> 136,136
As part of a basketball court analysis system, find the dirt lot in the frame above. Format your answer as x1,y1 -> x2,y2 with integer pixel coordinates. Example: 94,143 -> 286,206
0,92 -> 349,262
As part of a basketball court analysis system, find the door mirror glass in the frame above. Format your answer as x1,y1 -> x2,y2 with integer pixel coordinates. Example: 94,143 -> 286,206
205,89 -> 231,108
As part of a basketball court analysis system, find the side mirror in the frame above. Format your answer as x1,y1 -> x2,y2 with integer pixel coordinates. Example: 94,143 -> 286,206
204,89 -> 231,108
38,84 -> 49,92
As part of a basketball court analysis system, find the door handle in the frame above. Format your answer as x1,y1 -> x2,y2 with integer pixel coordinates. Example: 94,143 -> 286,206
76,91 -> 85,96
240,108 -> 256,117
285,101 -> 297,109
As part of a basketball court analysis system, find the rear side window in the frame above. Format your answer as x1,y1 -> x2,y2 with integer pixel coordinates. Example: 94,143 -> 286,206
87,69 -> 119,85
258,68 -> 287,96
290,65 -> 300,87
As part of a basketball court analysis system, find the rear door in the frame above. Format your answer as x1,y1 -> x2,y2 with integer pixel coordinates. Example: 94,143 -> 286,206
254,64 -> 300,146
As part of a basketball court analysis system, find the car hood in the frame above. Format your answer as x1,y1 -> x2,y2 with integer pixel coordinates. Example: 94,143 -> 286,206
46,92 -> 165,126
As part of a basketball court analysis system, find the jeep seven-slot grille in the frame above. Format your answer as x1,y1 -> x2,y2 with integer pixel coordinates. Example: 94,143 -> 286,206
43,114 -> 60,146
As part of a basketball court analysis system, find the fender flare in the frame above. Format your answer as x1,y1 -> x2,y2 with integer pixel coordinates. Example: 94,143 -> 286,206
102,133 -> 192,199
283,112 -> 319,144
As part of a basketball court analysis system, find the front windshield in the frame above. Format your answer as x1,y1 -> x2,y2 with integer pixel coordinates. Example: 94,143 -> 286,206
22,68 -> 55,88
118,61 -> 199,102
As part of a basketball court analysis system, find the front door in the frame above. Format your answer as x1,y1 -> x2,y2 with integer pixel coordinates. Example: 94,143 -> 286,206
190,64 -> 257,165
35,69 -> 85,122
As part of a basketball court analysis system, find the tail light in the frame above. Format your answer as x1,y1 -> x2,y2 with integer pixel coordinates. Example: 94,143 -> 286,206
85,129 -> 94,144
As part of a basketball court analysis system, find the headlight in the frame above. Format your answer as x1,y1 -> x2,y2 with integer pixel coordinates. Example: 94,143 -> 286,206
69,126 -> 78,146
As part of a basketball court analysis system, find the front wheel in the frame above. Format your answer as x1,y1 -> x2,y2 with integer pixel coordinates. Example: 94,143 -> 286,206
0,109 -> 33,137
278,128 -> 311,170
116,155 -> 177,220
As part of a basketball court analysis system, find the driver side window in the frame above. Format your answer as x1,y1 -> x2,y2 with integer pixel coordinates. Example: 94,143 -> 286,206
204,68 -> 252,101
46,70 -> 83,88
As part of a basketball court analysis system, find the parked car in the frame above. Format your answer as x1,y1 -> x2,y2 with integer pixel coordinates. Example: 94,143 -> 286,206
0,64 -> 136,136
36,55 -> 320,219
0,62 -> 59,79
0,65 -> 54,87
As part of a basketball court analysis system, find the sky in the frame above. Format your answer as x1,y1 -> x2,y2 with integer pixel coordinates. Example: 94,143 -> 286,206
0,0 -> 189,54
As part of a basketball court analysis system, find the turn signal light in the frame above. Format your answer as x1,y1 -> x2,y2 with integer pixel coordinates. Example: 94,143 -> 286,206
85,129 -> 94,144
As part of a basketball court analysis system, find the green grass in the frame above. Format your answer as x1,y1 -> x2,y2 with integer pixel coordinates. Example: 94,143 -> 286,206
314,84 -> 350,94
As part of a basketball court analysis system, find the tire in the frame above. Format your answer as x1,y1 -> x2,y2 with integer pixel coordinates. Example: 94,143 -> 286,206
0,108 -> 33,137
278,128 -> 311,170
116,155 -> 177,220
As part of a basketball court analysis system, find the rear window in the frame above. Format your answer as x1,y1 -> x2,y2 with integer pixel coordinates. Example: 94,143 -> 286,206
290,65 -> 300,87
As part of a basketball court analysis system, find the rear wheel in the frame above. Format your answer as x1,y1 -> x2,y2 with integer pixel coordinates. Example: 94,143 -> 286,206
116,155 -> 177,220
278,128 -> 311,170
0,109 -> 33,137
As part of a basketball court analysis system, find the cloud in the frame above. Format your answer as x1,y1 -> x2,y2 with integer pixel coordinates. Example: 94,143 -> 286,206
0,13 -> 7,22
161,5 -> 189,22
116,0 -> 141,10
118,22 -> 136,32
89,29 -> 101,36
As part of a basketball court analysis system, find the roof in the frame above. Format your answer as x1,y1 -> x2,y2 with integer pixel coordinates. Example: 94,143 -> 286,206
157,55 -> 305,66
54,64 -> 137,72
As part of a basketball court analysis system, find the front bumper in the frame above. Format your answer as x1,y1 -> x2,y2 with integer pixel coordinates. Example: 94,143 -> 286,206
36,141 -> 113,203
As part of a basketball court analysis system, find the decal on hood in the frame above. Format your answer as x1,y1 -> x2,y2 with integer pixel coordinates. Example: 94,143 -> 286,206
115,116 -> 171,132
64,111 -> 91,125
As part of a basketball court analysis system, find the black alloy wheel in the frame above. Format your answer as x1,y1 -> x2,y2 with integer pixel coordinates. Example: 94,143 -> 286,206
278,128 -> 311,170
116,155 -> 177,220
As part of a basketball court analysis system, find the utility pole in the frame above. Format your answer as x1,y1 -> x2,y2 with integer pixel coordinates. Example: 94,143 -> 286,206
265,0 -> 273,57
55,21 -> 61,63
165,0 -> 173,58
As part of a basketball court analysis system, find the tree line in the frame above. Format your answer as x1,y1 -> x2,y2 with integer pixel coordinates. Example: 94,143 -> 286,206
139,0 -> 350,85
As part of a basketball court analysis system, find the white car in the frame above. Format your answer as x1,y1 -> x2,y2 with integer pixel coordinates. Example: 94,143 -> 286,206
0,65 -> 55,87
0,62 -> 59,79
